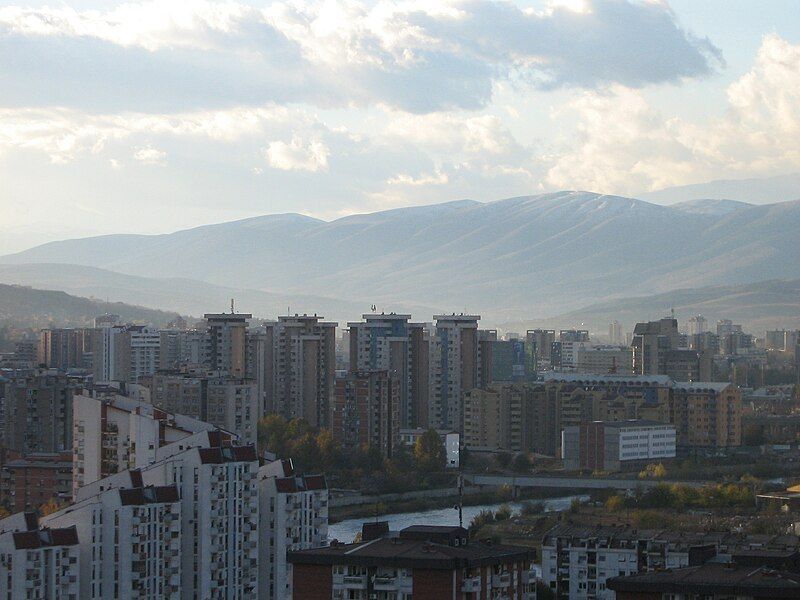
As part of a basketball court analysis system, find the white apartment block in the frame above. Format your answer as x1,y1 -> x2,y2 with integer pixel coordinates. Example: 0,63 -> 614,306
72,393 -> 225,498
207,378 -> 260,446
258,458 -> 328,599
128,326 -> 161,383
541,525 -> 719,600
140,431 -> 260,599
43,471 -> 182,599
0,511 -> 81,600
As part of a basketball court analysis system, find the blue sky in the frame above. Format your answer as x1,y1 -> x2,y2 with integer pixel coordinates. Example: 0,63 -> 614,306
0,0 -> 798,252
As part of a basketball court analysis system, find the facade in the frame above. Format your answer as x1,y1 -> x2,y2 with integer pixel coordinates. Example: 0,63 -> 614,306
258,458 -> 328,600
38,328 -> 92,370
136,432 -> 260,599
71,392 -> 224,497
463,384 -> 536,453
43,472 -> 182,599
331,370 -> 400,458
0,511 -> 81,600
0,451 -> 72,513
483,339 -> 535,383
429,314 -> 483,432
562,420 -> 677,472
347,313 -> 428,428
631,318 -> 682,375
289,524 -> 535,600
609,321 -> 623,345
204,312 -> 250,378
264,315 -> 337,428
670,382 -> 742,447
0,369 -> 74,454
575,345 -> 632,375
527,329 -> 556,368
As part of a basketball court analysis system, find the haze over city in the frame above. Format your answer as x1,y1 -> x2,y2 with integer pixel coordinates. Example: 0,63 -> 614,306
2,2 -> 800,600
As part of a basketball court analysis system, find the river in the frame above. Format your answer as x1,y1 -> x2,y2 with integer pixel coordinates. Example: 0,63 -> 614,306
328,494 -> 587,543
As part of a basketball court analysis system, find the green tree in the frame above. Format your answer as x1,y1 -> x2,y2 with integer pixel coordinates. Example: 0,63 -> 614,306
493,451 -> 512,470
413,429 -> 446,472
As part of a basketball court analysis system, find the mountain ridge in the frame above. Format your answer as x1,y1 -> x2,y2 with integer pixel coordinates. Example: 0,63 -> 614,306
4,191 -> 800,320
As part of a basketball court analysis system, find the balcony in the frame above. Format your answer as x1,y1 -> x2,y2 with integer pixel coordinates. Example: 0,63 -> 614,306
461,576 -> 482,592
339,575 -> 368,589
373,575 -> 397,590
492,573 -> 512,587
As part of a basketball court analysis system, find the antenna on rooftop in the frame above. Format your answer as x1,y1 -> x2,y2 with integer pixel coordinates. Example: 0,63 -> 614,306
231,298 -> 235,314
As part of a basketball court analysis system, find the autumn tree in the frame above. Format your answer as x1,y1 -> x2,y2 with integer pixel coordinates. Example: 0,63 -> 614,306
413,429 -> 446,472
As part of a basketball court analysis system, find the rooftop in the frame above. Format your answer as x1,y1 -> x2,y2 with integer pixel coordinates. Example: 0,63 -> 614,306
607,564 -> 800,598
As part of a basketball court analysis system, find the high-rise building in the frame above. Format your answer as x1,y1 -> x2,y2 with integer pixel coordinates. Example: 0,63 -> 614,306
481,339 -> 536,382
0,369 -> 74,454
38,328 -> 93,370
766,329 -> 788,350
71,392 -> 225,497
631,318 -> 681,375
609,320 -> 623,345
43,471 -> 182,599
264,315 -> 337,428
0,511 -> 80,600
347,313 -> 428,428
526,329 -> 556,368
687,315 -> 707,337
258,458 -> 328,600
331,370 -> 400,458
139,432 -> 260,599
204,312 -> 251,378
429,314 -> 482,432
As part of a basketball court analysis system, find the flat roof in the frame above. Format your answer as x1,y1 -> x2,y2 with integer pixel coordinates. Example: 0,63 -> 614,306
607,564 -> 800,598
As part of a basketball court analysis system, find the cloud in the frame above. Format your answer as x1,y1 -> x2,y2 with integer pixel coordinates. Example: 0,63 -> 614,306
0,0 -> 721,113
545,34 -> 800,194
133,144 -> 167,165
265,135 -> 330,172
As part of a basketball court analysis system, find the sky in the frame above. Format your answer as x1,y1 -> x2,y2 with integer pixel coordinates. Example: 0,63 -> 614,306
0,0 -> 799,253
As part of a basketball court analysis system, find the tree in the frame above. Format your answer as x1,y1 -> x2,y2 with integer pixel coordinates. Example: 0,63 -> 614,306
0,506 -> 9,520
511,453 -> 530,473
493,451 -> 512,470
604,495 -> 625,512
40,498 -> 64,516
413,429 -> 446,472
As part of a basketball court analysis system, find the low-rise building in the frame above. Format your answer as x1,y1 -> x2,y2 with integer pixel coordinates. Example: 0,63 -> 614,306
289,524 -> 536,600
607,563 -> 800,599
562,420 -> 676,472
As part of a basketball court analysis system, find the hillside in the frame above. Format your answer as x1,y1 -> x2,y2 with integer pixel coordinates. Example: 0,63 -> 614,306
505,279 -> 800,334
4,192 -> 800,320
0,283 -> 181,329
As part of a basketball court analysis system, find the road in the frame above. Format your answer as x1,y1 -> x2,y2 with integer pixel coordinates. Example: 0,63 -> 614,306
464,473 -> 707,490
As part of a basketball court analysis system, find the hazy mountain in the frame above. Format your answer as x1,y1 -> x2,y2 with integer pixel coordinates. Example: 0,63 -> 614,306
0,263 -> 398,323
4,192 -> 800,320
642,173 -> 800,205
670,199 -> 752,216
505,278 -> 800,334
0,282 -> 179,329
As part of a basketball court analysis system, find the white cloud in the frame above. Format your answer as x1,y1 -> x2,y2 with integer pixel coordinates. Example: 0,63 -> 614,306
133,145 -> 167,165
264,135 -> 330,172
387,170 -> 449,186
545,35 -> 800,194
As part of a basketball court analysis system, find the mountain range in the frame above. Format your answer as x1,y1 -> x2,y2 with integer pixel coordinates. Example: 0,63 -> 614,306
2,190 -> 800,326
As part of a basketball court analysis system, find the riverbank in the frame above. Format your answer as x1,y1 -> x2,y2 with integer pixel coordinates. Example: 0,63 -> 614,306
330,485 -> 575,523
